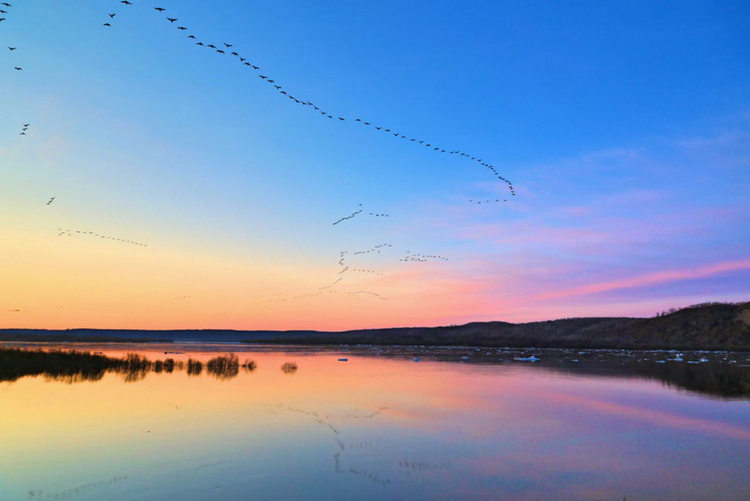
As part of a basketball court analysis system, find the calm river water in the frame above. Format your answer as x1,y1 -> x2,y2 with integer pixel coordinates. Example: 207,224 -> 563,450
1,343 -> 749,500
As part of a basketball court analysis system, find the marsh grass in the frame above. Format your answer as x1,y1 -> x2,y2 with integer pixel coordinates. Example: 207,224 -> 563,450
242,359 -> 257,372
281,362 -> 298,374
0,348 -> 240,383
206,353 -> 240,379
186,358 -> 203,376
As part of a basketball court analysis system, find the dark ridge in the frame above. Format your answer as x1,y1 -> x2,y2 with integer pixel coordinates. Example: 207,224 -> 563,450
243,302 -> 750,350
2,301 -> 748,350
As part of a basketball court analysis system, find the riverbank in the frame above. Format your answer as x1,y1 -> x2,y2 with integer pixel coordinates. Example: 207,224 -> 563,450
2,301 -> 748,351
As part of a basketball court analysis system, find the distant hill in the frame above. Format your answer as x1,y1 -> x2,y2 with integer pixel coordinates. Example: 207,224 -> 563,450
2,301 -> 749,350
243,301 -> 750,350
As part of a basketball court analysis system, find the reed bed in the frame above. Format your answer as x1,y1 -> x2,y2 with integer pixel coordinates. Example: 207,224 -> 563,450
0,347 -> 250,383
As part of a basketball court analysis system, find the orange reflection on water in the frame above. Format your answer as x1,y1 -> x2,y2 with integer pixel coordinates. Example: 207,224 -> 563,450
1,346 -> 749,500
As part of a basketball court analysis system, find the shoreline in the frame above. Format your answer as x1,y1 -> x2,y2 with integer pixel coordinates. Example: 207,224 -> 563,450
2,301 -> 748,351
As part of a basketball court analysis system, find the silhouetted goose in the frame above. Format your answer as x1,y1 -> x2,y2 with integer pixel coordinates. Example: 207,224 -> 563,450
167,17 -> 177,22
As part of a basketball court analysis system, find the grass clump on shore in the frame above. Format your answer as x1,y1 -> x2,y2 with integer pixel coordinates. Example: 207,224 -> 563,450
0,348 -> 162,383
207,353 -> 240,379
186,358 -> 203,376
0,347 -> 254,383
281,362 -> 298,374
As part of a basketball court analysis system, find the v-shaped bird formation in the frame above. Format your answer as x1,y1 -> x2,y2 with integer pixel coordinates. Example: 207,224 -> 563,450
102,1 -> 515,199
4,1 -> 517,310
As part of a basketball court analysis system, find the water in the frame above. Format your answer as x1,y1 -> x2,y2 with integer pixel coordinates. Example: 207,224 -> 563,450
1,343 -> 749,500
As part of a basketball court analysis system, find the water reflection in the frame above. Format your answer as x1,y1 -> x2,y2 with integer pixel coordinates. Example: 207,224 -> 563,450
1,344 -> 749,500
2,344 -> 748,399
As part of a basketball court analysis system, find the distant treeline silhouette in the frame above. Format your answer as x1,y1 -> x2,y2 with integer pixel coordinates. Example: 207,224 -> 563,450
242,301 -> 750,351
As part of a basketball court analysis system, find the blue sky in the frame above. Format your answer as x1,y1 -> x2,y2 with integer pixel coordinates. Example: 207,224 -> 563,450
1,1 -> 749,329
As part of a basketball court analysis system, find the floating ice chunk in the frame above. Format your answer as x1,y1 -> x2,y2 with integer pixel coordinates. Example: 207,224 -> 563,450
515,356 -> 540,362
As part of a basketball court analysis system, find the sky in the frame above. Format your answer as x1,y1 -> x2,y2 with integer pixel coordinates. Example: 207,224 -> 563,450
1,1 -> 749,330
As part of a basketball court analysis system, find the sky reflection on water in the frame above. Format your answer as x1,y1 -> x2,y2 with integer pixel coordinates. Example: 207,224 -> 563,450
1,345 -> 749,500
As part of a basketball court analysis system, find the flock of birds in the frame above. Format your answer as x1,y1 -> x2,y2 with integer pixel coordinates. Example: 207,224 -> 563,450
331,204 -> 391,226
99,1 -> 515,200
2,3 -> 23,71
270,238 -> 449,302
57,228 -> 148,247
4,1 -> 516,311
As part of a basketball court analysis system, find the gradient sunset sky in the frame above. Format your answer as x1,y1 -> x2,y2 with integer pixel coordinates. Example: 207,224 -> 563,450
2,1 -> 749,330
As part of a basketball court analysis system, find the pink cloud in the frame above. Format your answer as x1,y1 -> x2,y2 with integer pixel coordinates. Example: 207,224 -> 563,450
537,258 -> 750,300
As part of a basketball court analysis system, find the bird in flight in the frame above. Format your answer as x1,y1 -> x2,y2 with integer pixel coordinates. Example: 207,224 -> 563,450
14,67 -> 22,70
178,26 -> 187,30
108,13 -> 116,18
8,46 -> 16,50
104,22 -> 111,26
167,17 -> 177,22
155,7 -> 165,11
224,43 -> 232,47
47,197 -> 55,205
120,0 -> 131,4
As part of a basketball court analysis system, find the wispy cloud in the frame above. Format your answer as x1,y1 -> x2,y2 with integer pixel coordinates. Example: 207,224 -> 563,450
536,258 -> 750,300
